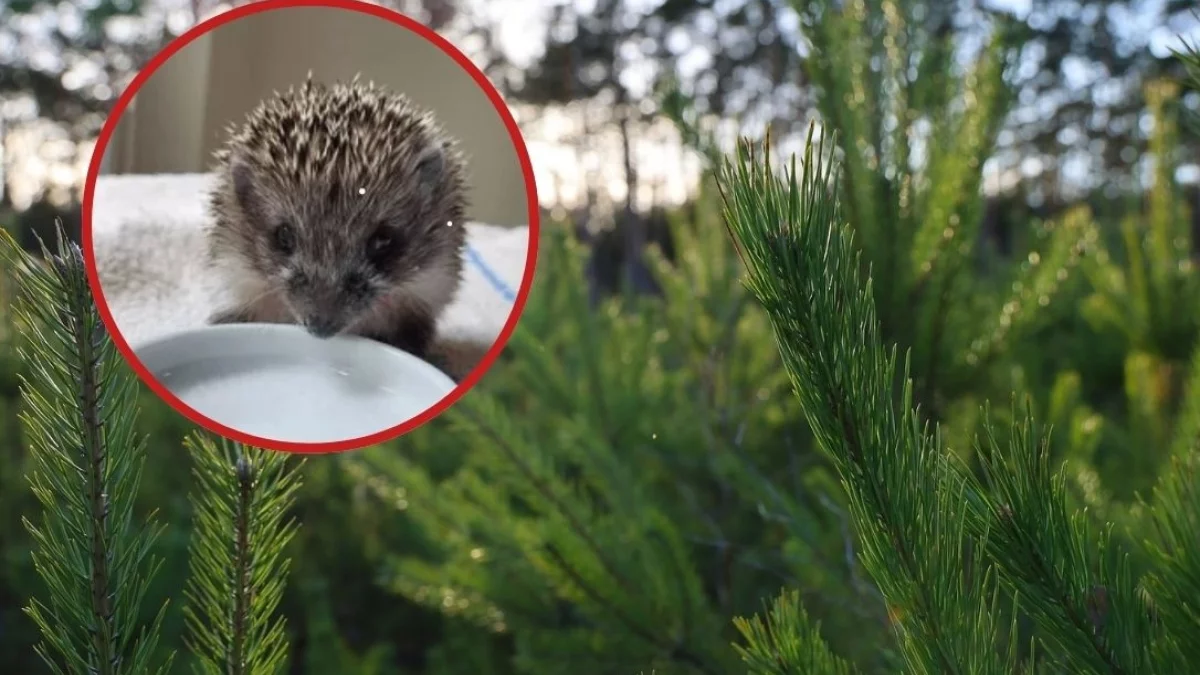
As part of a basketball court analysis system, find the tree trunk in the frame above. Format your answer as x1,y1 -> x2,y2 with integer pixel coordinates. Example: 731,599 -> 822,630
617,93 -> 653,294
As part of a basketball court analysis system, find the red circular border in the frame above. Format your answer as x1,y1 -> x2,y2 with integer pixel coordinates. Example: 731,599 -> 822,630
82,0 -> 540,454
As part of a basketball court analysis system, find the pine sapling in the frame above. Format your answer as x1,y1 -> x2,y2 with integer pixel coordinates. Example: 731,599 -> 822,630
716,126 -> 1021,674
183,434 -> 302,675
717,122 -> 1200,674
0,224 -> 171,675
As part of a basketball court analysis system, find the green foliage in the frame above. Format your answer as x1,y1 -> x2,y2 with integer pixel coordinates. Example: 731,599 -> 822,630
1079,79 -> 1197,360
670,0 -> 1091,434
717,120 -> 1200,673
0,225 -> 171,675
346,188 -> 897,673
789,0 -> 1065,407
976,412 -> 1171,673
1141,450 -> 1200,665
1171,348 -> 1200,460
1174,34 -> 1200,130
1,5 -> 1199,675
733,590 -> 857,675
717,128 -> 1020,674
183,435 -> 302,675
334,8 -> 1200,675
0,227 -> 308,674
1064,77 -> 1200,500
294,575 -> 402,675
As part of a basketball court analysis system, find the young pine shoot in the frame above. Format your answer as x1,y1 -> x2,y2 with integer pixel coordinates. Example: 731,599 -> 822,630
0,225 -> 171,675
182,434 -> 302,675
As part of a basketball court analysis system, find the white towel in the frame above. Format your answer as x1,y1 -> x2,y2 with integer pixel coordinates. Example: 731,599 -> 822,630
89,173 -> 528,379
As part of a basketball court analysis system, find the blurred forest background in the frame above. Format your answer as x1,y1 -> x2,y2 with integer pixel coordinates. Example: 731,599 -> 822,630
2,0 -> 1200,673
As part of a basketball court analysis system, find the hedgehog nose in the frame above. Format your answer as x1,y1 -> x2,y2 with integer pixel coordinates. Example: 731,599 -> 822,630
304,316 -> 342,338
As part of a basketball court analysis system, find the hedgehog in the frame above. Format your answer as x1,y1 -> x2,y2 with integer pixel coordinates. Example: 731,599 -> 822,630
204,74 -> 468,361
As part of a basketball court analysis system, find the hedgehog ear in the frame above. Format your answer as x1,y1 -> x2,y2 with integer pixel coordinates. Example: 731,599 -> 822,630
415,142 -> 447,187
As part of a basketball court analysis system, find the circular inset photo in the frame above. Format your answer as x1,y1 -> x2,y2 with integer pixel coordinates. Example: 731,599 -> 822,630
83,0 -> 539,453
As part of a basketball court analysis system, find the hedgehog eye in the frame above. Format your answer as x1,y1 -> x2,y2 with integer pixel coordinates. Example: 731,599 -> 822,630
365,224 -> 398,262
271,222 -> 296,255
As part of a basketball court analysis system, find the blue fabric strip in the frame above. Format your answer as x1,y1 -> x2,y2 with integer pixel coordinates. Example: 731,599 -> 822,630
466,243 -> 517,303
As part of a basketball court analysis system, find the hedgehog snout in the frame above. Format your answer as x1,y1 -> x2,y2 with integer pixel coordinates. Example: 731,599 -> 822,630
297,293 -> 352,339
304,314 -> 344,338
297,279 -> 372,339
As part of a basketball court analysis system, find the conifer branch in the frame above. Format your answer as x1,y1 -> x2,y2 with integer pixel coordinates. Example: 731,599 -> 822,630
453,398 -> 727,672
907,31 -> 1007,286
796,0 -> 883,266
716,126 -> 1015,674
182,434 -> 301,675
456,402 -> 636,595
541,543 -> 719,674
1171,345 -> 1200,459
0,224 -> 170,675
733,589 -> 858,675
1142,448 -> 1200,666
658,75 -> 723,169
341,452 -> 554,625
975,407 -> 1164,673
1130,27 -> 1200,669
965,209 -> 1094,370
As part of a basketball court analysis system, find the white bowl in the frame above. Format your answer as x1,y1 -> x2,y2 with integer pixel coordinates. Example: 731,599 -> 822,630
132,323 -> 457,445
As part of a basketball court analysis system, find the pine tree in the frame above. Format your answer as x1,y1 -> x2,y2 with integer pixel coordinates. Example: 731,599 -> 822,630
2,3 -> 1196,673
0,228 -> 303,674
348,215 -> 808,674
718,118 -> 1198,675
0,225 -> 172,675
714,30 -> 1200,671
666,0 -> 1095,445
349,5 -> 1200,674
183,435 -> 302,675
1075,75 -> 1200,494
